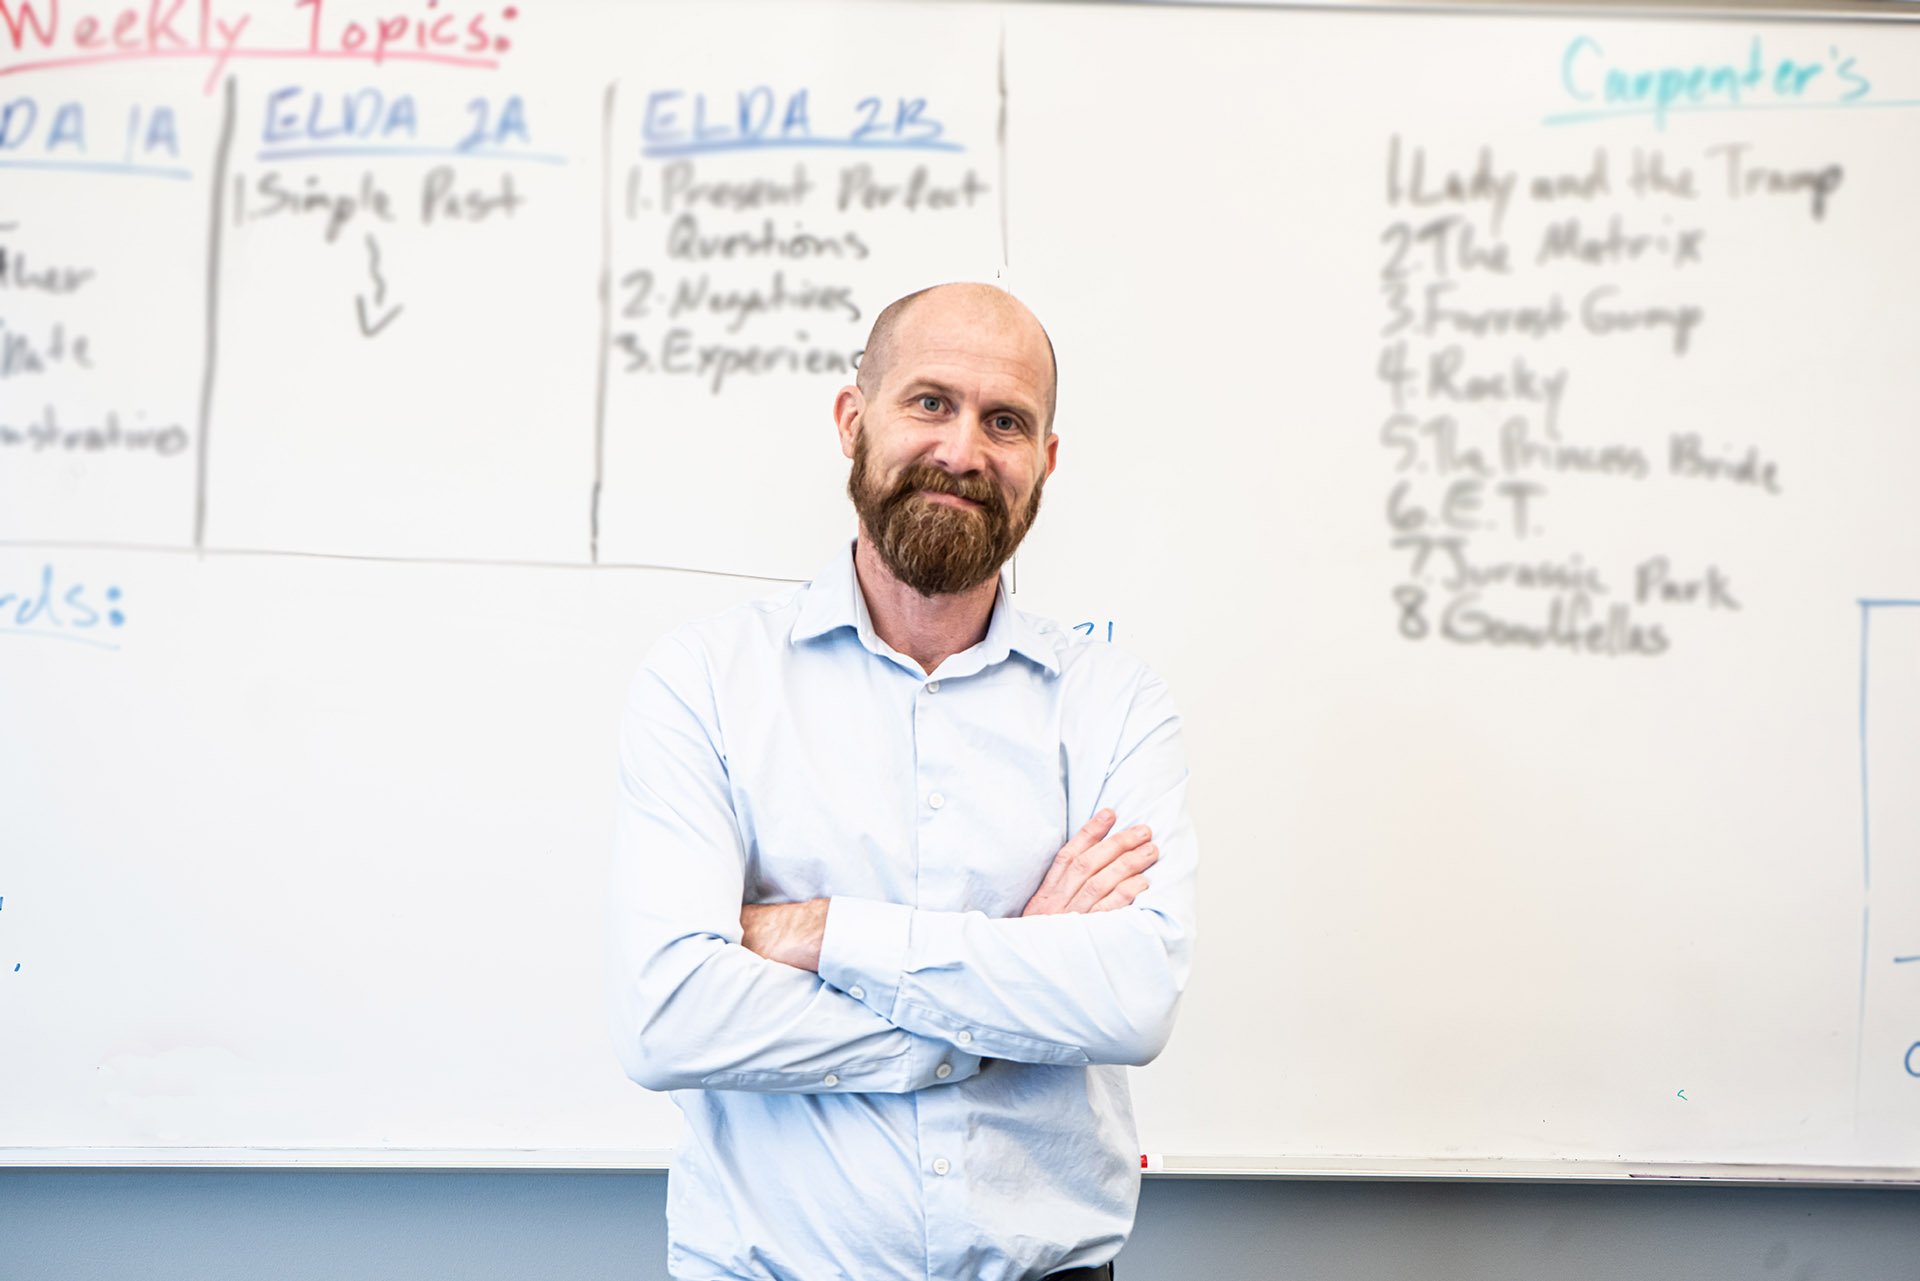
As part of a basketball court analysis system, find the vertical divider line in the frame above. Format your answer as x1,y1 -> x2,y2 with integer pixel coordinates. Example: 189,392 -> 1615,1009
193,74 -> 238,550
998,16 -> 1011,595
1855,600 -> 1872,1131
996,15 -> 1009,272
590,80 -> 617,565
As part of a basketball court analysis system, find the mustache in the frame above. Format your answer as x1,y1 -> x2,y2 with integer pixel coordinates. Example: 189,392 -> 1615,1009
884,465 -> 1006,513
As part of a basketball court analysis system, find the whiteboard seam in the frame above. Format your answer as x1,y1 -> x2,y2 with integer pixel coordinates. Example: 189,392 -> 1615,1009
192,74 -> 237,551
997,12 -> 1009,270
0,538 -> 804,583
1856,600 -> 1871,1132
590,80 -> 616,565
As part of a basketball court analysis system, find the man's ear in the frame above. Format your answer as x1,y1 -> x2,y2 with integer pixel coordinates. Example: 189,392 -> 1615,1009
834,385 -> 863,460
1043,429 -> 1059,480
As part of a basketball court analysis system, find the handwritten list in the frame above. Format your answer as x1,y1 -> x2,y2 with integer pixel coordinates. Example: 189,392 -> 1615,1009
1376,130 -> 1837,656
0,73 -> 212,546
593,7 -> 1002,578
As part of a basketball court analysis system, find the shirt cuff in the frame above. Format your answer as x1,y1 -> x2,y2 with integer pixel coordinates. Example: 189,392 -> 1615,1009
819,896 -> 914,1019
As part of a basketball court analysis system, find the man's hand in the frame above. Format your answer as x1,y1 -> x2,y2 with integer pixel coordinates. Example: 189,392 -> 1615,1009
1022,809 -> 1157,917
740,899 -> 829,972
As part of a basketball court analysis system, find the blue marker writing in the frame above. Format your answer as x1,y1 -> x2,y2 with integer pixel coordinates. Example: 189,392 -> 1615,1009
1548,34 -> 1889,128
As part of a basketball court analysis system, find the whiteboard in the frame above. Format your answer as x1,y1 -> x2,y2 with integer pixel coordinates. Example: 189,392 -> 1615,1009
2,0 -> 1919,1180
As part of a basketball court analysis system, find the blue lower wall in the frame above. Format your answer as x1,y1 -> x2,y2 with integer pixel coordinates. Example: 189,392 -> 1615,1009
2,1171 -> 1917,1280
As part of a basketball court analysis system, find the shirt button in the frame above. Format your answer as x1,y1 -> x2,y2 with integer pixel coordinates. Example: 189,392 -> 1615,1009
932,1158 -> 951,1176
935,1063 -> 953,1079
928,792 -> 946,810
823,1074 -> 839,1087
926,680 -> 940,693
956,1030 -> 973,1046
848,986 -> 865,1001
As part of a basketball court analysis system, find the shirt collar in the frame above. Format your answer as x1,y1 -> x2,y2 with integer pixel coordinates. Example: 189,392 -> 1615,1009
792,541 -> 1061,677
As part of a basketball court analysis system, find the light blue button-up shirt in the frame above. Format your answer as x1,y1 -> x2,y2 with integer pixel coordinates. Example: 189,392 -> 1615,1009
608,543 -> 1198,1281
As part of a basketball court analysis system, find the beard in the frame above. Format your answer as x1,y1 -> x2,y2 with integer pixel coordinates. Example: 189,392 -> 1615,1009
847,431 -> 1045,597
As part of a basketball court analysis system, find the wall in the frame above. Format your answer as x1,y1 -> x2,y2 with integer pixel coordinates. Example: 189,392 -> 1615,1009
3,1171 -> 1919,1279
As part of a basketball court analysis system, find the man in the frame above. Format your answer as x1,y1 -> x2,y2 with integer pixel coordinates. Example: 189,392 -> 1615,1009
608,283 -> 1198,1280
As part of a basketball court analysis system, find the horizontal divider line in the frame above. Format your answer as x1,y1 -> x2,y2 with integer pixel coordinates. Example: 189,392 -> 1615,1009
0,538 -> 806,585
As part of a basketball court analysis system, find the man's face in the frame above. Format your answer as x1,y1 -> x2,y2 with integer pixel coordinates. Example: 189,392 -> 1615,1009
840,291 -> 1057,597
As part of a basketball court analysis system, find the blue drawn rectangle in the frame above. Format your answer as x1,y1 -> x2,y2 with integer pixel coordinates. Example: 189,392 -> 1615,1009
1857,598 -> 1920,1134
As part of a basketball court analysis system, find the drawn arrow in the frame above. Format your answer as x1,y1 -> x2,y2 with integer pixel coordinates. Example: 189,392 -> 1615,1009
355,295 -> 404,337
354,233 -> 403,337
1677,1089 -> 1687,1101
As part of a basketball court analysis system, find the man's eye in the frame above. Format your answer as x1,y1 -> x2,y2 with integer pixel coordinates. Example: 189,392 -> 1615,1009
919,395 -> 943,412
991,415 -> 1019,432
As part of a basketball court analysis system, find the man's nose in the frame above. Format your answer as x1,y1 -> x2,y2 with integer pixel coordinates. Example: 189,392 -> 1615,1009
925,411 -> 990,475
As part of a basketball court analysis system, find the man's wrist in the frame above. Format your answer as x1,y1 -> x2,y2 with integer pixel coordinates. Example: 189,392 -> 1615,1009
740,899 -> 829,972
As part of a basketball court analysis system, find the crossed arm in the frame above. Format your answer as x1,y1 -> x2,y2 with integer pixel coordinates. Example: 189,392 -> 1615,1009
606,640 -> 1198,1095
739,809 -> 1160,970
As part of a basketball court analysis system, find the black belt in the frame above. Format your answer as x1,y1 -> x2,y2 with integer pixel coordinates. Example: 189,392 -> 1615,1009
1046,1266 -> 1114,1281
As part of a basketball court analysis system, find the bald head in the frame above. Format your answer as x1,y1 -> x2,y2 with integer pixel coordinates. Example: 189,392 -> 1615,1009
856,283 -> 1058,434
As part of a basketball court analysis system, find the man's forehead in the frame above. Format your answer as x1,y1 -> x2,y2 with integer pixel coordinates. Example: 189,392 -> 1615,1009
884,294 -> 1051,394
